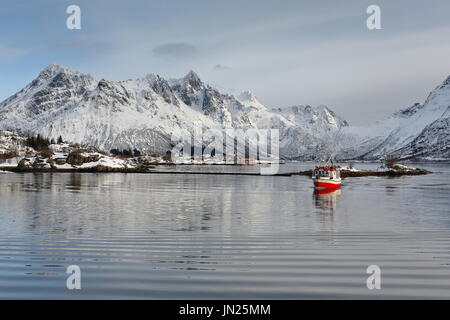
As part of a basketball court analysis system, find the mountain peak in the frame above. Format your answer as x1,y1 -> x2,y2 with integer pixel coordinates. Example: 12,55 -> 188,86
145,73 -> 161,83
37,63 -> 78,82
238,90 -> 257,101
317,104 -> 331,112
42,62 -> 70,74
236,90 -> 266,110
183,70 -> 203,90
317,105 -> 349,127
184,70 -> 199,79
45,62 -> 65,70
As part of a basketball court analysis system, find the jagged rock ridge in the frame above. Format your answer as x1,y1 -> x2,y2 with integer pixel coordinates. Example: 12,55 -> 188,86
0,64 -> 348,160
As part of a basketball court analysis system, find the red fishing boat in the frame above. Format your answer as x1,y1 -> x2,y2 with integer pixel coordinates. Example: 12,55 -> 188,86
312,165 -> 341,189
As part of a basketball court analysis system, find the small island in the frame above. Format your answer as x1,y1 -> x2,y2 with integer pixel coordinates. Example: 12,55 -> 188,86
290,161 -> 431,178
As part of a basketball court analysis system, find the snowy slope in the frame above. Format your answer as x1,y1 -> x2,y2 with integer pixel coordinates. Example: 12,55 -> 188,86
0,131 -> 34,167
341,75 -> 450,160
0,131 -> 29,155
0,64 -> 348,159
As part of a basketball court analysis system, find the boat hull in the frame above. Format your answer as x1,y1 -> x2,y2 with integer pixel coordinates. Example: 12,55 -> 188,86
313,179 -> 341,189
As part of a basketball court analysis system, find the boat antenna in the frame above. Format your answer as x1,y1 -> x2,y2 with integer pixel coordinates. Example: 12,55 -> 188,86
318,121 -> 345,167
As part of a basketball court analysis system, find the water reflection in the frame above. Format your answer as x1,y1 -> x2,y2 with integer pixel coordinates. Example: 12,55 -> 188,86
1,173 -> 300,237
1,165 -> 450,299
313,188 -> 341,216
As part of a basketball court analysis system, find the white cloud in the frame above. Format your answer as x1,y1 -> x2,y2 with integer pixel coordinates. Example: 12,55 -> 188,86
152,43 -> 197,59
213,64 -> 231,71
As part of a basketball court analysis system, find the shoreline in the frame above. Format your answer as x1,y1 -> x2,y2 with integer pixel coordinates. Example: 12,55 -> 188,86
0,166 -> 432,177
290,169 -> 431,178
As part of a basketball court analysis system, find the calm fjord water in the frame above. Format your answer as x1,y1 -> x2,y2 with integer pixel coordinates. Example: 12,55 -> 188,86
1,162 -> 450,299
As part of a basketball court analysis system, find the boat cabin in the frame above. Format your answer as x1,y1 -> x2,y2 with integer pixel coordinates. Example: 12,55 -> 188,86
313,167 -> 340,179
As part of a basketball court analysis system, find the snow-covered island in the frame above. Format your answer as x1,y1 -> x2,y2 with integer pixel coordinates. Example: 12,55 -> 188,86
291,161 -> 430,178
0,131 -> 139,172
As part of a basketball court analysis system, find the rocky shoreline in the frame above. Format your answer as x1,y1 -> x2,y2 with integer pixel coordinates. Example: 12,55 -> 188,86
0,164 -> 431,177
0,166 -> 154,173
290,168 -> 431,178
0,131 -> 433,177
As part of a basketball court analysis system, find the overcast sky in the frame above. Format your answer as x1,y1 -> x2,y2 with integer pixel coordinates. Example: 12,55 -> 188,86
1,0 -> 450,125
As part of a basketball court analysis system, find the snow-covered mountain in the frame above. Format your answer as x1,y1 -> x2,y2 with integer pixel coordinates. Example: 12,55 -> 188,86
2,63 -> 448,160
0,64 -> 347,159
341,75 -> 450,160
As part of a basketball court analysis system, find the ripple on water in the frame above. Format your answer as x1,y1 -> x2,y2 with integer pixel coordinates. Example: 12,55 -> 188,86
0,164 -> 450,299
